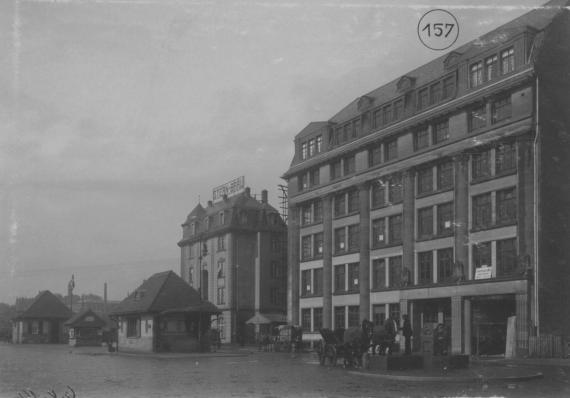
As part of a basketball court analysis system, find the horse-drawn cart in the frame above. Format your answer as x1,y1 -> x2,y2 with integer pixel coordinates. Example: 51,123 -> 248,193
317,325 -> 371,368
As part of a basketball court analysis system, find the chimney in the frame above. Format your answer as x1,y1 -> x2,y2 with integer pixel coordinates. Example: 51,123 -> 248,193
261,189 -> 268,204
245,187 -> 251,197
104,282 -> 108,314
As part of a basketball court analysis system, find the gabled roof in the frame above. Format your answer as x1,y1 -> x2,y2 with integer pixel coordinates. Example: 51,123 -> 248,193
110,271 -> 217,316
14,290 -> 72,320
64,308 -> 114,329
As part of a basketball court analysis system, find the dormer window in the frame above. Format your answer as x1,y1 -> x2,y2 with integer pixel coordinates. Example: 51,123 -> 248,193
190,222 -> 196,235
485,55 -> 498,81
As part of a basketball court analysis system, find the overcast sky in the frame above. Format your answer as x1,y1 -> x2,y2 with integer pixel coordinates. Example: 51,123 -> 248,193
0,0 -> 547,304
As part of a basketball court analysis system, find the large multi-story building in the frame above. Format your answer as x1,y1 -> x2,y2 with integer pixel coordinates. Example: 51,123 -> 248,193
283,1 -> 570,356
178,184 -> 287,343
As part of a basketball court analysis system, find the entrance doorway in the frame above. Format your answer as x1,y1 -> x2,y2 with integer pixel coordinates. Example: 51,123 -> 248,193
471,295 -> 515,356
412,298 -> 451,354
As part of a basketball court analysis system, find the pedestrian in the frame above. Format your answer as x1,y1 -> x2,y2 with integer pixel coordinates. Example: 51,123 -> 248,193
384,315 -> 398,355
401,314 -> 413,355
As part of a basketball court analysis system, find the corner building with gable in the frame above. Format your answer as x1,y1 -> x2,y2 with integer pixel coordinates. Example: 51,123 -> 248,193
178,187 -> 287,344
282,1 -> 570,356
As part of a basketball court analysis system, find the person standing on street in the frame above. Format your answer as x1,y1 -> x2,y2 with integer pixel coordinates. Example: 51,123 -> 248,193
402,314 -> 413,355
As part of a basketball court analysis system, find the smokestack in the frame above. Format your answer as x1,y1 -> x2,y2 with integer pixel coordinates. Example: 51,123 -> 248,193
104,282 -> 108,314
261,190 -> 268,204
245,187 -> 251,197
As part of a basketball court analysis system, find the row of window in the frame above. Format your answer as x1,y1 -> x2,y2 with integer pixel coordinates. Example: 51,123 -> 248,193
472,142 -> 516,180
300,135 -> 323,160
473,187 -> 517,230
301,238 -> 518,298
417,202 -> 454,240
302,304 -> 402,332
468,96 -> 512,132
470,47 -> 515,88
413,119 -> 451,152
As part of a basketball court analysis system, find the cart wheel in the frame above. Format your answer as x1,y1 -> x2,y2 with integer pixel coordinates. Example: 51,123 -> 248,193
322,345 -> 337,366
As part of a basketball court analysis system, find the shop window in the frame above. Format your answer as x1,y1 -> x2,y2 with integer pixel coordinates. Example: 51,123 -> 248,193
334,306 -> 346,329
437,202 -> 454,236
313,308 -> 323,331
472,193 -> 492,230
495,142 -> 516,174
388,256 -> 402,288
373,305 -> 386,327
388,214 -> 402,244
417,166 -> 433,195
418,251 -> 433,285
472,150 -> 491,180
371,180 -> 386,208
334,265 -> 345,292
372,218 -> 386,248
313,268 -> 323,295
348,263 -> 359,292
372,258 -> 386,289
437,248 -> 454,283
496,188 -> 517,225
418,207 -> 434,239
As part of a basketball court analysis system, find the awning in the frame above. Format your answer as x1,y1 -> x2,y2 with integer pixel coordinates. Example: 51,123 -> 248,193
246,313 -> 287,325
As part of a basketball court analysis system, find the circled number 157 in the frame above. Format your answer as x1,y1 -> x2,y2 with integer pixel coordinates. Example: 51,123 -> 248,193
422,23 -> 455,38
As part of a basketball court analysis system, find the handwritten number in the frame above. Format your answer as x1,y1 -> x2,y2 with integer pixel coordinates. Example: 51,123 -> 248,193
422,23 -> 455,37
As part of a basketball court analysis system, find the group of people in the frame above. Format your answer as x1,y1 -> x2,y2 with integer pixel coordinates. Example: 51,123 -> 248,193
377,314 -> 413,355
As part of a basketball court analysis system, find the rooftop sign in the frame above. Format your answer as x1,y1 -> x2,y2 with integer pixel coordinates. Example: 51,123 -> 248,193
213,176 -> 245,202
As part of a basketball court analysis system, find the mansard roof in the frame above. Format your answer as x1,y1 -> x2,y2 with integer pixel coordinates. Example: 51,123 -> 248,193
327,1 -> 567,125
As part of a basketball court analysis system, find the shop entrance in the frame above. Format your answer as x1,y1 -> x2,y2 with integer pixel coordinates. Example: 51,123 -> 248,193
411,298 -> 451,354
471,295 -> 515,356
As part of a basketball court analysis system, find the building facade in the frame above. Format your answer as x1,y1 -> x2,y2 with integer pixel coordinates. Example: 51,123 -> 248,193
178,187 -> 287,343
283,1 -> 570,356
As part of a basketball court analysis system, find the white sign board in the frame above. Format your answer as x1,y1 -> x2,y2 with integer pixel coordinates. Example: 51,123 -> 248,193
474,266 -> 492,280
212,176 -> 245,202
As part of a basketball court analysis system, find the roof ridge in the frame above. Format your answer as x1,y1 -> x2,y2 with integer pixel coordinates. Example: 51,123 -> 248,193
146,270 -> 175,312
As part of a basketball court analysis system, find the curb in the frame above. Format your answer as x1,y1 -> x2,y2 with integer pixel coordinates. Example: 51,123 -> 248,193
72,350 -> 252,359
347,370 -> 544,383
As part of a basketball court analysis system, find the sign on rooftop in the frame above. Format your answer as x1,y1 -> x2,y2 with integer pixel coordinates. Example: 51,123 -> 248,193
213,176 -> 245,202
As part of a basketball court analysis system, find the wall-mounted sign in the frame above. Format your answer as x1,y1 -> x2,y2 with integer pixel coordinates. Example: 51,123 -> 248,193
474,266 -> 492,280
212,176 -> 245,202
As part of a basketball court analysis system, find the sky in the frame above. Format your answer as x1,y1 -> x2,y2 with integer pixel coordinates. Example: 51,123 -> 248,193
0,0 -> 549,304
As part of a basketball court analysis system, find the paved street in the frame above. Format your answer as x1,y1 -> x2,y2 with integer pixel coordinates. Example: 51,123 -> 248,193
1,343 -> 570,398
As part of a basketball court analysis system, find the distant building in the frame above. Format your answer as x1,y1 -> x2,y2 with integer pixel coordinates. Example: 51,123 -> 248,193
111,270 -> 219,353
65,308 -> 117,347
178,185 -> 288,343
12,290 -> 72,344
282,1 -> 570,357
